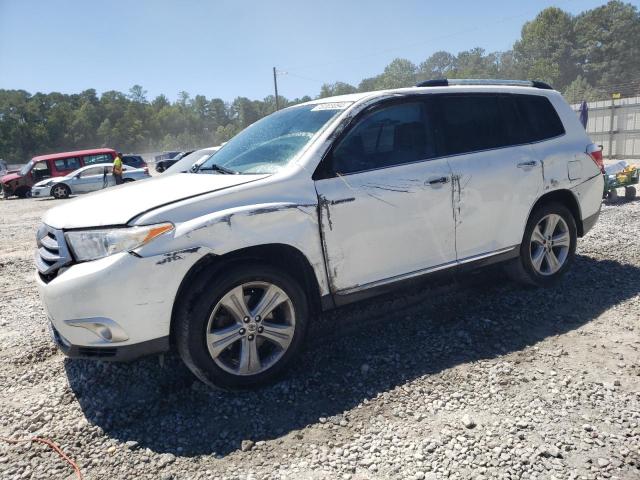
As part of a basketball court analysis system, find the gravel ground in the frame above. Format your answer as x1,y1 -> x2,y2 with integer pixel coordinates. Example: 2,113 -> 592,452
0,194 -> 639,480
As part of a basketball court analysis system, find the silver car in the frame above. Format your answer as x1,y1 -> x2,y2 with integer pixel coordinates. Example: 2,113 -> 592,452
31,163 -> 150,199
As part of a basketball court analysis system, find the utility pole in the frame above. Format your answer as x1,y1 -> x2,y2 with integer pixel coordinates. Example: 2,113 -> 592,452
273,67 -> 280,111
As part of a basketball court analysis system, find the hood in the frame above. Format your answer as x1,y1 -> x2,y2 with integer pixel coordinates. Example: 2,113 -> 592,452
43,173 -> 269,229
1,172 -> 21,184
34,177 -> 64,187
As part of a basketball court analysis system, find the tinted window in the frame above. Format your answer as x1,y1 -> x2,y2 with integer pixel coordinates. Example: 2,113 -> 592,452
84,153 -> 113,165
54,157 -> 81,171
332,102 -> 437,174
438,95 -> 512,156
513,95 -> 565,142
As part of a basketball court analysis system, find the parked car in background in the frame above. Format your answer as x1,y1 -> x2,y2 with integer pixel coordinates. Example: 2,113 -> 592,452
31,163 -> 150,199
164,146 -> 221,174
154,151 -> 181,163
122,154 -> 147,169
2,148 -> 116,198
36,80 -> 603,388
155,150 -> 195,173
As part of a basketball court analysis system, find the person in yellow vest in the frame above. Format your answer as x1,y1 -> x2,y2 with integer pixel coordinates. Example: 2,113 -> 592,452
113,152 -> 124,185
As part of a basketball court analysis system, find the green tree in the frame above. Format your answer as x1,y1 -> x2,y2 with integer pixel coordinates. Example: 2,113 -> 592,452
319,81 -> 357,98
376,58 -> 417,89
573,1 -> 640,95
513,7 -> 577,90
417,51 -> 457,82
563,75 -> 602,104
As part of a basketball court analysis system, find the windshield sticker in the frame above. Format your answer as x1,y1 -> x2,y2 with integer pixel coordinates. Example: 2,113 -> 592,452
311,102 -> 351,111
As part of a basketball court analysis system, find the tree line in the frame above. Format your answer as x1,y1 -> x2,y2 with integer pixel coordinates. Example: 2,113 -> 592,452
1,1 -> 638,163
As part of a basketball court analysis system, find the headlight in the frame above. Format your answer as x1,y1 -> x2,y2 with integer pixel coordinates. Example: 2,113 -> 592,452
41,181 -> 55,187
65,223 -> 174,261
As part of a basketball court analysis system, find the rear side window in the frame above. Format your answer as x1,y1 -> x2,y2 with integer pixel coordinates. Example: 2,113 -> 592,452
513,95 -> 565,142
437,94 -> 565,156
332,101 -> 438,174
437,95 -> 511,156
54,157 -> 81,171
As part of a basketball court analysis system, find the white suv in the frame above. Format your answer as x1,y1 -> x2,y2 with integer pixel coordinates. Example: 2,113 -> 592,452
35,80 -> 604,388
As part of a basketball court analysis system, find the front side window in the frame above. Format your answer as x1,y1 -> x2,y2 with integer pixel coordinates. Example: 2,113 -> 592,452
54,157 -> 81,171
196,103 -> 350,175
332,101 -> 437,175
84,154 -> 113,165
31,161 -> 51,180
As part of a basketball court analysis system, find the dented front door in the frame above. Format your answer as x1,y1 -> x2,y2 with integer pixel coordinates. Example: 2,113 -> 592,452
315,158 -> 456,294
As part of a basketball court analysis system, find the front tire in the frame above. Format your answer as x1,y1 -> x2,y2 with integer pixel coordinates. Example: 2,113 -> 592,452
175,264 -> 309,389
509,202 -> 577,287
51,184 -> 70,199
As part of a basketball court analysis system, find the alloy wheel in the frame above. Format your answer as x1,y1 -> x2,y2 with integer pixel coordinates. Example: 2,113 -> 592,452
206,281 -> 296,376
52,185 -> 66,198
529,213 -> 570,276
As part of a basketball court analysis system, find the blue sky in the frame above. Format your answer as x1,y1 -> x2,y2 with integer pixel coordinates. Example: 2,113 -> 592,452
0,0 -> 632,102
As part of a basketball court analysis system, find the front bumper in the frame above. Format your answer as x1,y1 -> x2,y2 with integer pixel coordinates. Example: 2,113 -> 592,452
31,185 -> 52,197
49,322 -> 169,361
36,247 -> 207,361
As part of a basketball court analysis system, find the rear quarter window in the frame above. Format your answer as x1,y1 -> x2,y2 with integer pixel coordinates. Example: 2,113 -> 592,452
513,95 -> 565,142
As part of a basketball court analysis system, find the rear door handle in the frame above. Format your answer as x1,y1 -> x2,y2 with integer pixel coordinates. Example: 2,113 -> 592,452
426,176 -> 450,186
517,160 -> 537,168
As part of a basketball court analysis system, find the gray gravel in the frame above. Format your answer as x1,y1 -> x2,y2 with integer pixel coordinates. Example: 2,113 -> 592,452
1,195 -> 639,479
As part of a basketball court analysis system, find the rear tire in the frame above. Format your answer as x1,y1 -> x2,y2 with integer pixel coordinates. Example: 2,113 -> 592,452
508,202 -> 577,287
175,263 -> 309,389
625,186 -> 636,200
607,188 -> 618,201
51,184 -> 70,199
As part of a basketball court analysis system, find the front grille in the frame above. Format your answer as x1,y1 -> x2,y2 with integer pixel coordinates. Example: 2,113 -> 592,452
35,224 -> 72,282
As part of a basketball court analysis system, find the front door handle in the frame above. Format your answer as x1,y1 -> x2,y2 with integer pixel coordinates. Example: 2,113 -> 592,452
517,160 -> 537,168
426,176 -> 450,186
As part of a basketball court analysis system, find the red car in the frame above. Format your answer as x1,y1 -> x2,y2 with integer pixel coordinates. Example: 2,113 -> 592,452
1,148 -> 116,198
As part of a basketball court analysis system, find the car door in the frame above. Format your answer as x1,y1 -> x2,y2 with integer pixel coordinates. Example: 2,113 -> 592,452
314,97 -> 456,296
434,93 -> 543,260
73,166 -> 107,193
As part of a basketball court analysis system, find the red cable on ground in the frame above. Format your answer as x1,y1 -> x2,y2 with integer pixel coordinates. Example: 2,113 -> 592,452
1,436 -> 83,480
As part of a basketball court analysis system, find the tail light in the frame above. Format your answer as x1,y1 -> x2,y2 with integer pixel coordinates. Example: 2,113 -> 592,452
587,144 -> 604,173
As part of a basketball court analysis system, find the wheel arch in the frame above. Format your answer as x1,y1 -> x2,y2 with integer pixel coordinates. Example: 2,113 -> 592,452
169,243 -> 324,345
528,189 -> 584,237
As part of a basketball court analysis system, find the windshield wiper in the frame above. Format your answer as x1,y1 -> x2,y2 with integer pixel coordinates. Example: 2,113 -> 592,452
194,163 -> 237,174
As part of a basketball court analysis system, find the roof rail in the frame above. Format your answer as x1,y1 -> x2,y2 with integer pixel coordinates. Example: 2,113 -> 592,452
415,78 -> 553,90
